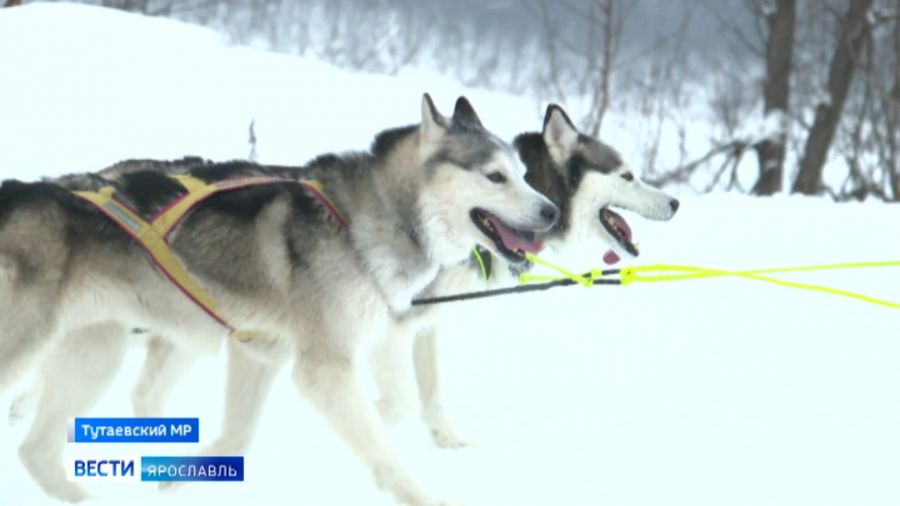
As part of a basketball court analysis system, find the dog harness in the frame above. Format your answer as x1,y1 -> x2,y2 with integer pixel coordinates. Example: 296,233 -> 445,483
72,174 -> 347,341
471,246 -> 493,281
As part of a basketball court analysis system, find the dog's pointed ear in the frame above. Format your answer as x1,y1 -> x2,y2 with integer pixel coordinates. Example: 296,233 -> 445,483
420,93 -> 447,144
543,104 -> 579,156
451,96 -> 483,129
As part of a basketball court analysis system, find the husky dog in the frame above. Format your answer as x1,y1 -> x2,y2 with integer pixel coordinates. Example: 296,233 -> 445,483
372,104 -> 680,446
0,95 -> 559,505
103,106 -> 679,452
7,103 -> 680,504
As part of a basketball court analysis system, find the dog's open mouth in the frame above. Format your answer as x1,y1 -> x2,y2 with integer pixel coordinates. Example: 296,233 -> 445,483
600,207 -> 638,264
471,209 -> 544,263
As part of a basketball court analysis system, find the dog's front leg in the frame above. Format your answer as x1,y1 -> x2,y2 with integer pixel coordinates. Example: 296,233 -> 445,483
159,337 -> 286,492
369,322 -> 419,425
413,327 -> 470,449
131,335 -> 200,417
19,322 -> 127,503
294,346 -> 455,506
205,338 -> 286,455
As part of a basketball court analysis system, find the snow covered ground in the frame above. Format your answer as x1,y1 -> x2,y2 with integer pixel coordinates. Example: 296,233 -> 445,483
2,4 -> 900,506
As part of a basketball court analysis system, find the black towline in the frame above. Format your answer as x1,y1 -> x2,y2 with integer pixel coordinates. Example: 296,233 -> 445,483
411,269 -> 622,306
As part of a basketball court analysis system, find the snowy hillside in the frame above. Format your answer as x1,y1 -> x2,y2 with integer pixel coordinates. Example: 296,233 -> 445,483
2,4 -> 900,506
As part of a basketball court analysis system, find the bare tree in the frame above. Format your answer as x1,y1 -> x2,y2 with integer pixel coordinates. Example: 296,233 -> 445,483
582,0 -> 622,136
536,0 -> 567,101
888,1 -> 900,199
752,0 -> 796,196
793,0 -> 873,195
3,0 -> 23,6
865,1 -> 900,200
534,0 -> 629,136
833,0 -> 900,201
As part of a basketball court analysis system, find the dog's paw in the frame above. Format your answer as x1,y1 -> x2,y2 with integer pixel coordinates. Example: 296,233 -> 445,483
410,498 -> 466,506
8,391 -> 36,427
430,427 -> 473,450
422,407 -> 473,449
373,464 -> 461,506
398,497 -> 465,506
158,480 -> 184,493
45,481 -> 91,503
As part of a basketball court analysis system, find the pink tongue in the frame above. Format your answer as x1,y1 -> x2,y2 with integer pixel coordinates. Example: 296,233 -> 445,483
487,215 -> 544,253
603,250 -> 620,264
602,210 -> 631,265
611,213 -> 633,241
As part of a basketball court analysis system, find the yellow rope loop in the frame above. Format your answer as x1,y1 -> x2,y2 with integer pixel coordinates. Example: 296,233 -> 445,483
524,252 -> 594,287
625,262 -> 900,309
520,254 -> 900,310
629,261 -> 900,282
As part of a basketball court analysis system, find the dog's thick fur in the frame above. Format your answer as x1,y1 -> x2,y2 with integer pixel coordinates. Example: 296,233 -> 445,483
374,105 -> 680,445
108,107 -> 679,453
1,95 -> 559,505
115,107 -> 681,458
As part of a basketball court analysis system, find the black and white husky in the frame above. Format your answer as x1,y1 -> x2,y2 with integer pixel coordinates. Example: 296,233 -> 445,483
0,95 -> 560,505
375,104 -> 680,448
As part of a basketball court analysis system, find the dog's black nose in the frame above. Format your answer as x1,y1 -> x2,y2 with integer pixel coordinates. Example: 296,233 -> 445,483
541,204 -> 560,225
669,199 -> 680,213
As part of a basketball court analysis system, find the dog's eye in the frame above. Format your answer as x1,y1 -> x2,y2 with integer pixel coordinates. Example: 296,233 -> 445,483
620,172 -> 634,182
486,172 -> 507,184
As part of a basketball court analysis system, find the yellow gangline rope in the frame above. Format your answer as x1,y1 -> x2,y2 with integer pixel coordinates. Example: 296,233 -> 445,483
521,254 -> 900,310
526,253 -> 599,287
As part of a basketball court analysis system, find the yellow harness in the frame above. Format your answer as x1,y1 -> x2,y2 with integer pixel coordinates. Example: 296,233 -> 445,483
73,174 -> 347,341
